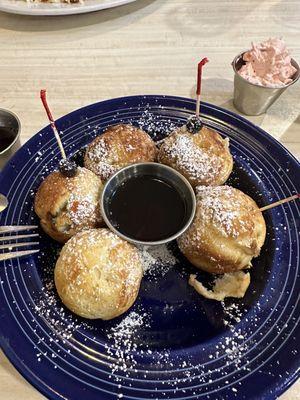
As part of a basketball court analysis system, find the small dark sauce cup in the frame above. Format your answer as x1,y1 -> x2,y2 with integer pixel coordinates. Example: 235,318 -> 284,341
0,109 -> 21,170
101,163 -> 196,246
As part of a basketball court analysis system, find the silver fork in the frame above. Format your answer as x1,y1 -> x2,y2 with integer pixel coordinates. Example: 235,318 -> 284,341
0,226 -> 39,261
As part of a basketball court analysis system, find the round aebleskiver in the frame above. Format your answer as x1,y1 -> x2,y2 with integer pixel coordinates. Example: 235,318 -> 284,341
54,228 -> 143,320
34,167 -> 104,243
178,185 -> 266,274
158,125 -> 233,188
84,124 -> 157,181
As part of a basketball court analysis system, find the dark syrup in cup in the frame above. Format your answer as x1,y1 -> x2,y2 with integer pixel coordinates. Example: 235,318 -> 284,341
101,163 -> 196,245
108,175 -> 186,242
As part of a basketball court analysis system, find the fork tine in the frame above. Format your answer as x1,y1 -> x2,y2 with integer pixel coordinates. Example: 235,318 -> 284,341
0,242 -> 39,250
0,226 -> 38,234
0,234 -> 39,242
0,249 -> 39,262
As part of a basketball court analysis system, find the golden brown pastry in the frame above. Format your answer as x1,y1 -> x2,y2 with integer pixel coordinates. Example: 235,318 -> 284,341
84,124 -> 157,181
178,186 -> 266,274
158,126 -> 233,188
54,229 -> 143,320
34,167 -> 104,243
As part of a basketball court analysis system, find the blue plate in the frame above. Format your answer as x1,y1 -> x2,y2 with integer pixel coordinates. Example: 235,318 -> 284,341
0,95 -> 299,400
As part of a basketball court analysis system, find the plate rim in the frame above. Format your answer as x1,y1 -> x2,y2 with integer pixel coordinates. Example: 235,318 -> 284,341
0,0 -> 137,16
1,94 -> 299,178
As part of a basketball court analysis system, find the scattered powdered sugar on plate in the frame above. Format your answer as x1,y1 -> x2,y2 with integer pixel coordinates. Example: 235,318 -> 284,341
34,281 -> 84,341
219,301 -> 250,370
105,310 -> 150,374
134,107 -> 179,141
139,244 -> 178,278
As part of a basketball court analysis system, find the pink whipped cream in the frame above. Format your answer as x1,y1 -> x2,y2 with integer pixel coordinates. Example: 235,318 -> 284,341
238,38 -> 297,87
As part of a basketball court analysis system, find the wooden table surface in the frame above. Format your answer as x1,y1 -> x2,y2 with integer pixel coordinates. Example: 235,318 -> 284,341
0,0 -> 299,399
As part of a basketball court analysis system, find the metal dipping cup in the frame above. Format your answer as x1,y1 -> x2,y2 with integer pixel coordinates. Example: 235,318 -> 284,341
101,162 -> 196,246
0,109 -> 21,170
232,52 -> 300,116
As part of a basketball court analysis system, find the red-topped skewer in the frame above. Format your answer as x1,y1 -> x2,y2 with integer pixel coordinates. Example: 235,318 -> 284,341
40,90 -> 77,177
196,57 -> 209,117
40,89 -> 66,160
186,57 -> 209,134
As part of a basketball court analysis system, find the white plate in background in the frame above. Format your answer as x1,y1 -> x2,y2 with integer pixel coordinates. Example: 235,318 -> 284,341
0,0 -> 137,16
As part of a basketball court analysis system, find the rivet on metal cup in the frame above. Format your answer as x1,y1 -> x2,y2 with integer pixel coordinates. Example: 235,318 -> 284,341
232,52 -> 300,116
0,109 -> 21,170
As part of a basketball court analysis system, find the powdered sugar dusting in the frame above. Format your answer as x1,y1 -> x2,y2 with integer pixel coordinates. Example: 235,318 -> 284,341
220,302 -> 249,368
139,244 -> 178,278
67,193 -> 96,227
135,107 -> 178,141
195,185 -> 255,238
34,281 -> 85,340
160,131 -> 221,184
105,310 -> 150,374
84,137 -> 116,180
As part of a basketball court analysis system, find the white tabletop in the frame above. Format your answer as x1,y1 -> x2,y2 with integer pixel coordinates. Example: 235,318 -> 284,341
0,0 -> 299,399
